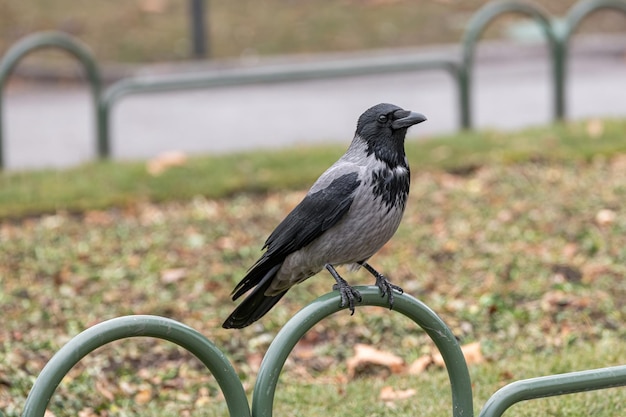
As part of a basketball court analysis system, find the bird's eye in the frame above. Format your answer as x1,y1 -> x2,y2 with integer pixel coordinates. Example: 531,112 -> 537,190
377,115 -> 388,123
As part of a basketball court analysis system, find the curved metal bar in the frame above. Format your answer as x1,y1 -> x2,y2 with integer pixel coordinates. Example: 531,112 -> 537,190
0,31 -> 104,168
21,315 -> 250,417
252,286 -> 473,417
479,364 -> 626,417
563,0 -> 626,41
459,1 -> 561,128
557,0 -> 626,123
98,56 -> 462,156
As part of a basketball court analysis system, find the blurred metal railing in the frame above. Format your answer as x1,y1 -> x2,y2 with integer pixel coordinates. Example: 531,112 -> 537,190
460,1 -> 562,129
189,0 -> 209,59
0,31 -> 103,169
97,55 -> 462,161
479,365 -> 626,417
1,0 -> 626,169
460,0 -> 626,128
21,315 -> 250,417
19,288 -> 626,416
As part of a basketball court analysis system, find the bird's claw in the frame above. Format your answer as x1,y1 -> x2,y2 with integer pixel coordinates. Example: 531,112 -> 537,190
375,274 -> 403,309
332,282 -> 362,315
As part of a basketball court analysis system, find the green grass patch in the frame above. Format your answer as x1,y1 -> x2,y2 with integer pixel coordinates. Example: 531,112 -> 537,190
1,120 -> 625,415
3,0 -> 624,64
2,119 -> 626,220
0,0 -> 505,63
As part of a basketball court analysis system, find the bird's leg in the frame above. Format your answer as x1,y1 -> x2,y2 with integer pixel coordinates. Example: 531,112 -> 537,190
359,262 -> 403,309
325,264 -> 362,315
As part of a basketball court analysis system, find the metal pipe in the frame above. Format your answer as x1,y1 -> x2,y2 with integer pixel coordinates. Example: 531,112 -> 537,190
22,315 -> 250,417
0,31 -> 103,169
189,0 -> 209,58
252,287 -> 474,417
479,364 -> 626,417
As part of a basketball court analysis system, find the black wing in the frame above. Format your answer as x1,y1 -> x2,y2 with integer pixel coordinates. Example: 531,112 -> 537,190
263,171 -> 361,258
230,171 -> 361,299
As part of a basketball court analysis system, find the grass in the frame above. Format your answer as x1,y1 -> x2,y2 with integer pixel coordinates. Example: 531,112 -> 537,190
2,0 -> 626,65
1,120 -> 626,416
2,118 -> 626,220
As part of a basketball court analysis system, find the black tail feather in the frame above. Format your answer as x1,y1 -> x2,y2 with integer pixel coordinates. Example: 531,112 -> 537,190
223,263 -> 286,329
222,281 -> 287,329
231,258 -> 279,300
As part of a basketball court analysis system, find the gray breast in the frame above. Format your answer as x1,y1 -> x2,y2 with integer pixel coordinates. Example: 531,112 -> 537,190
270,156 -> 409,292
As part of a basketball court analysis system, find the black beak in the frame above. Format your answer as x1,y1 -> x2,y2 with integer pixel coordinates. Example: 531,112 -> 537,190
391,110 -> 427,130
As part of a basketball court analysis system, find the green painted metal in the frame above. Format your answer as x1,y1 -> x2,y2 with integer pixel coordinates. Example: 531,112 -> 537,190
189,0 -> 209,58
1,1 -> 626,167
479,364 -> 626,417
252,286 -> 474,417
558,0 -> 626,115
16,288 -> 626,416
6,2 -> 626,412
459,1 -> 561,129
99,55 -> 462,152
0,31 -> 104,169
564,0 -> 626,38
21,315 -> 250,417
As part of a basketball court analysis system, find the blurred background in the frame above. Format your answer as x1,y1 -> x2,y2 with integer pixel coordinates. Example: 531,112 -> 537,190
2,3 -> 626,416
2,0 -> 626,170
3,0 -> 626,63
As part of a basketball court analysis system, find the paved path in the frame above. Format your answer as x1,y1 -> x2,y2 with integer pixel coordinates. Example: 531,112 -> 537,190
4,36 -> 626,170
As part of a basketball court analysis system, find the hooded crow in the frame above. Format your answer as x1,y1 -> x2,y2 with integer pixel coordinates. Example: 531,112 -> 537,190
223,103 -> 426,329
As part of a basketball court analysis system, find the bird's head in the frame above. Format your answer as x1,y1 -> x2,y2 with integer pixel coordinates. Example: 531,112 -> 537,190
354,103 -> 426,167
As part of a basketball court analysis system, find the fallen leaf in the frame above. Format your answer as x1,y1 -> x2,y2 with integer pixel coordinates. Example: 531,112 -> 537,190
84,210 -> 115,226
147,150 -> 188,176
176,392 -> 193,402
432,341 -> 484,367
611,153 -> 626,170
586,118 -> 604,139
346,343 -> 405,378
595,209 -> 616,226
541,290 -> 571,312
160,268 -> 187,284
134,386 -> 153,405
138,0 -> 168,14
379,386 -> 417,402
95,379 -> 115,401
460,341 -> 484,365
408,355 -> 433,375
551,264 -> 582,283
499,370 -> 514,380
195,394 -> 211,407
78,408 -> 97,417
561,242 -> 578,259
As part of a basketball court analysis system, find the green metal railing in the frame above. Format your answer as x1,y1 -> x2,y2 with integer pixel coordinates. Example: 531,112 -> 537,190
560,0 -> 626,117
20,287 -> 626,416
459,0 -> 626,128
2,0 -> 626,414
459,1 -> 562,128
22,316 -> 250,417
479,365 -> 626,417
21,315 -> 250,417
0,31 -> 104,168
97,56 -> 462,161
253,288 -> 473,417
2,0 -> 626,169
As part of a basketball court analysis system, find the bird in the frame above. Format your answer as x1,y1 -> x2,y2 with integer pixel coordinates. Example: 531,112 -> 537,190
222,103 -> 426,329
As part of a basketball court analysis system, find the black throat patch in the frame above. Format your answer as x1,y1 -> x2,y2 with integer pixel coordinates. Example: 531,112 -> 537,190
371,165 -> 410,212
364,130 -> 407,169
